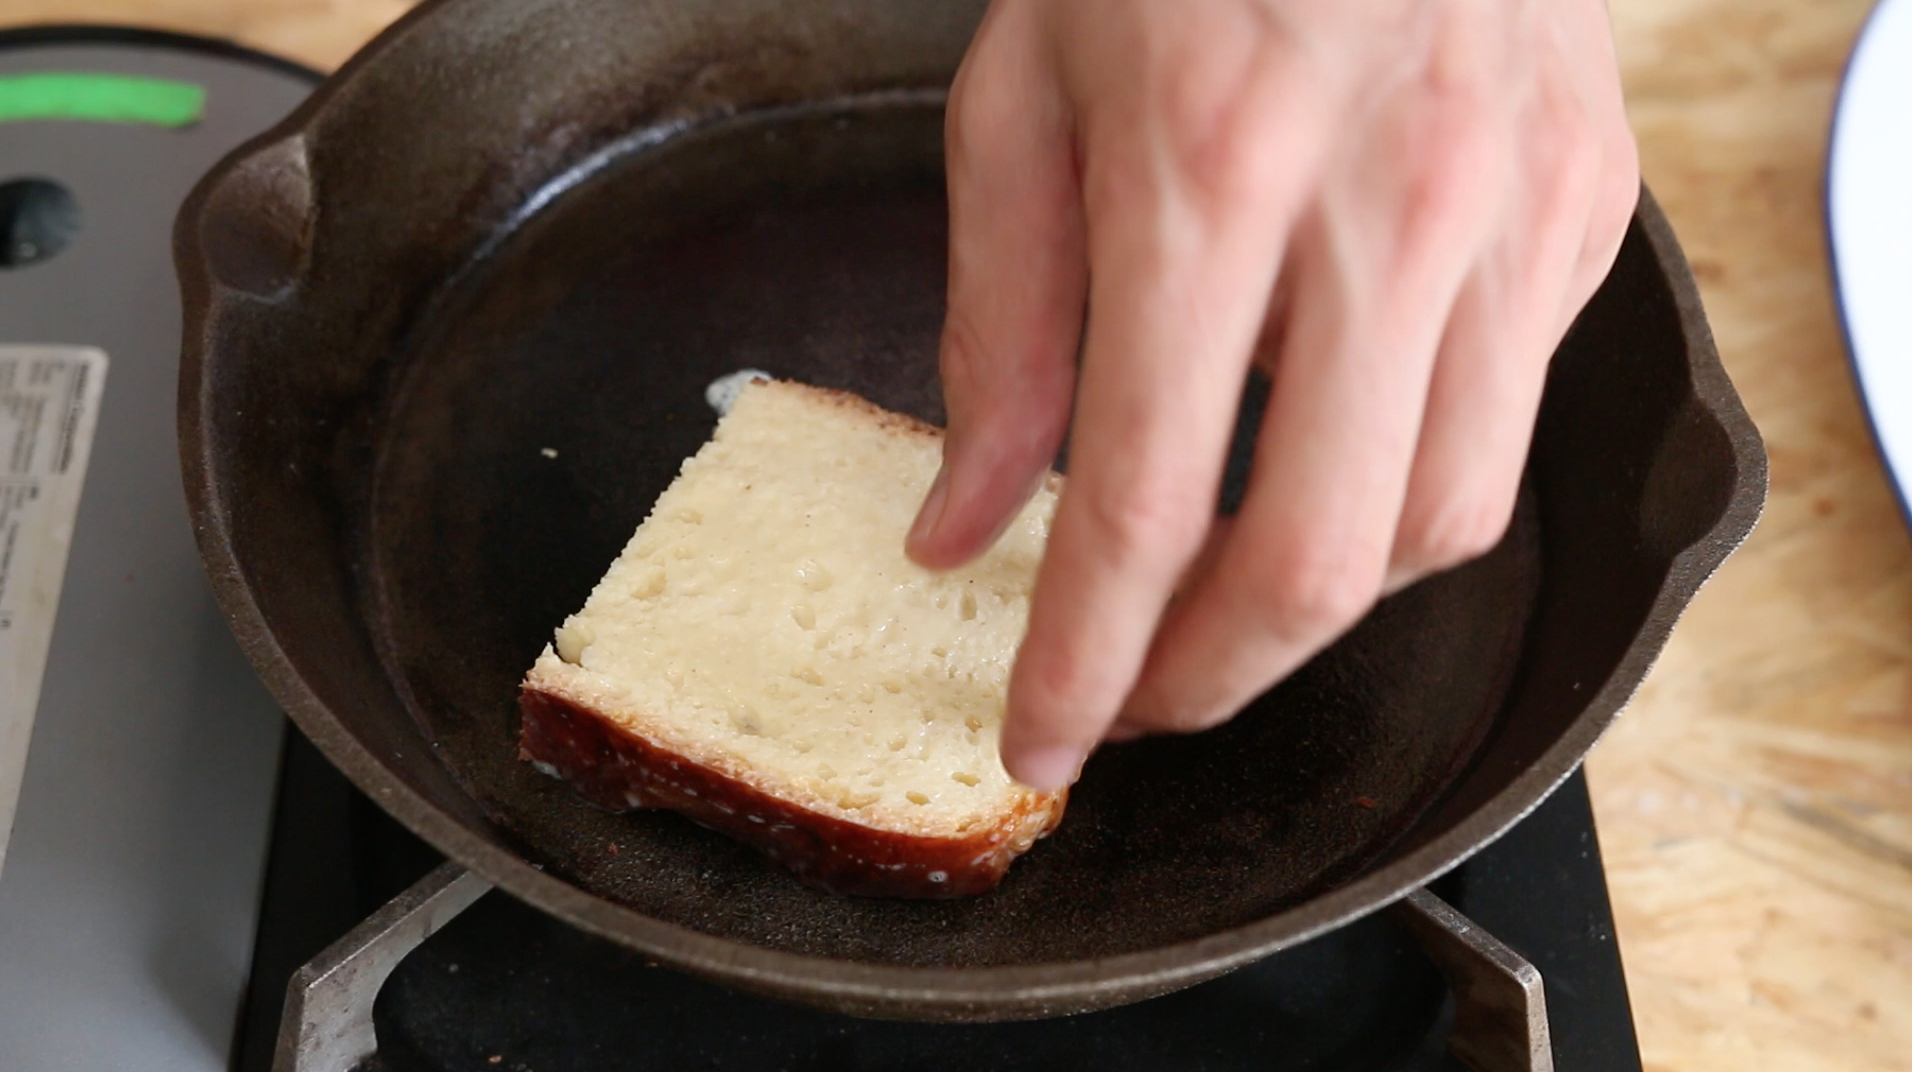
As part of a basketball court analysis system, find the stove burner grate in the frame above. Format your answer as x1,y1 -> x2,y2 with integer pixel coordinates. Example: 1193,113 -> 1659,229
237,736 -> 1638,1072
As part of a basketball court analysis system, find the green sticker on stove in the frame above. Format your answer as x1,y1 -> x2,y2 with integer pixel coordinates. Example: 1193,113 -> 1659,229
0,73 -> 205,127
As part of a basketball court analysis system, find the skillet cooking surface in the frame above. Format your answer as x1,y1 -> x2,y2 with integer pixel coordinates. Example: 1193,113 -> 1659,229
367,102 -> 1541,966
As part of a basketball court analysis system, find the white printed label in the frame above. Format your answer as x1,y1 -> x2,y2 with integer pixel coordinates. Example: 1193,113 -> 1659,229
0,346 -> 107,879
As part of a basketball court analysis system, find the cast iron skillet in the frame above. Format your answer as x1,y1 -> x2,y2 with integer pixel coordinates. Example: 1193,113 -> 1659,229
174,0 -> 1764,1021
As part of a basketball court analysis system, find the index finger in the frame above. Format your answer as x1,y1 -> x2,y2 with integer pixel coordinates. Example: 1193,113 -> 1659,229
999,58 -> 1323,790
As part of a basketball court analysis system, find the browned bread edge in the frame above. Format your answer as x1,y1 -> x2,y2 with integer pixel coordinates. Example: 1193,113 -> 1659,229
752,381 -> 1065,494
518,685 -> 1067,898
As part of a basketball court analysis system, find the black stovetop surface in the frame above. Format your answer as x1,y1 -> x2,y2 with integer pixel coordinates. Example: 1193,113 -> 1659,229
235,730 -> 1642,1072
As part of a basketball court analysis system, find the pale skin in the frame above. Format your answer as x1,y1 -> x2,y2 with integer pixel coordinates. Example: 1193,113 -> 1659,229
904,0 -> 1640,791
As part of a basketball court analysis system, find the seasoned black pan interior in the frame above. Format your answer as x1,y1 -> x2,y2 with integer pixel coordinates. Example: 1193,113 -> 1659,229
364,99 -> 1542,966
178,0 -> 1761,1019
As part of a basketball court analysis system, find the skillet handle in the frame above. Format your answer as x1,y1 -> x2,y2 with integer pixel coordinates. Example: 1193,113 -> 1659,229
270,860 -> 491,1072
1388,887 -> 1555,1072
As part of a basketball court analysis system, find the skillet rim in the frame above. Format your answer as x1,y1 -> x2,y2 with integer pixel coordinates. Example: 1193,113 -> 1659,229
172,0 -> 1767,1019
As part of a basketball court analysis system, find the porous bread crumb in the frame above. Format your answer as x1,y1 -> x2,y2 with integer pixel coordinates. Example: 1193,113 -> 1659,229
524,378 -> 1059,840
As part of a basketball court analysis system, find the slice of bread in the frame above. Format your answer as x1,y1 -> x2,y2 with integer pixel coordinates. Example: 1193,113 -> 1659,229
519,378 -> 1066,898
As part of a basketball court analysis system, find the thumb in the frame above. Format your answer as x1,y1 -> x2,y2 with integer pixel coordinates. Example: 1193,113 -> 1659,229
907,7 -> 1086,571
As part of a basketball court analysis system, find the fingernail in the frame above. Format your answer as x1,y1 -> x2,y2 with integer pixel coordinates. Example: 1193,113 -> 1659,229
1008,744 -> 1088,792
907,465 -> 951,553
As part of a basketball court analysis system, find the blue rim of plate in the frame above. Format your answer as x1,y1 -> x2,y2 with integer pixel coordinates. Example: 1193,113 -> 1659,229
1829,0 -> 1912,535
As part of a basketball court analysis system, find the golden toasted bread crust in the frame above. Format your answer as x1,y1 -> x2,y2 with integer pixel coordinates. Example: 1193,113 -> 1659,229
754,380 -> 944,442
519,686 -> 1067,898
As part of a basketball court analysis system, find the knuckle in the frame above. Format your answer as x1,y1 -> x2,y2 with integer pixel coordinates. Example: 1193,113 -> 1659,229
1080,148 -> 1148,224
1526,75 -> 1600,176
1572,138 -> 1639,287
1161,701 -> 1236,735
945,38 -> 1029,165
1250,537 -> 1386,642
935,314 -> 1008,439
1537,116 -> 1603,199
1542,140 -> 1604,237
1124,675 -> 1238,737
1591,135 -> 1642,240
1013,645 -> 1114,728
937,308 -> 991,392
1414,110 -> 1503,212
1078,472 -> 1210,572
1165,105 -> 1263,204
1389,115 -> 1505,263
1402,492 -> 1514,572
945,80 -> 998,162
1158,55 -> 1292,210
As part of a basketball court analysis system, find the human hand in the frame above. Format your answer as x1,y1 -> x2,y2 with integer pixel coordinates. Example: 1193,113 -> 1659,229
904,0 -> 1640,790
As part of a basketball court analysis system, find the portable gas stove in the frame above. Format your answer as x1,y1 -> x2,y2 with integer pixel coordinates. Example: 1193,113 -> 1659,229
0,28 -> 1644,1072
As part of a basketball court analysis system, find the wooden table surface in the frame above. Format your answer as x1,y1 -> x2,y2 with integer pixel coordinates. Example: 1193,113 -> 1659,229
3,0 -> 1906,1067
